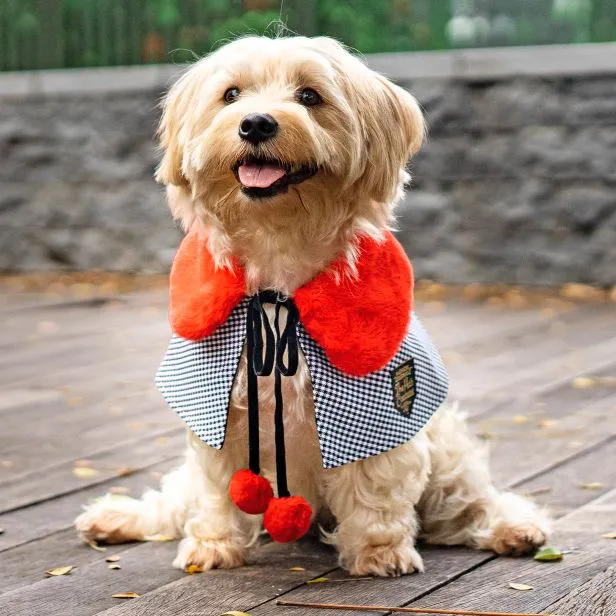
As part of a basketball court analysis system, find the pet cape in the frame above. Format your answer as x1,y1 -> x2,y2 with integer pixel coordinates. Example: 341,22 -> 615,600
156,228 -> 449,542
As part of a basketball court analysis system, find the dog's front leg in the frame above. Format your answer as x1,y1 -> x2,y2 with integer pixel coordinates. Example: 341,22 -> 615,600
172,432 -> 260,571
322,435 -> 431,577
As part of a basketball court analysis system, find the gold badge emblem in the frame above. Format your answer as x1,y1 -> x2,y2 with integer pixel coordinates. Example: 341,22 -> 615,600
392,359 -> 416,416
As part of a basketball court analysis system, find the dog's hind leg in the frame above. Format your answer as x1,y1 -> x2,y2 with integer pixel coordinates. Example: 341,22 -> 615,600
75,455 -> 195,545
418,405 -> 551,555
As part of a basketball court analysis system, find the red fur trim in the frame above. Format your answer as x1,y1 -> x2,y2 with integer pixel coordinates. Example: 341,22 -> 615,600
168,230 -> 412,375
294,232 -> 413,376
263,495 -> 313,543
169,229 -> 246,340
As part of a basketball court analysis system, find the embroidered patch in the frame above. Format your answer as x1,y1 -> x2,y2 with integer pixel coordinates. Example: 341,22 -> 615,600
392,359 -> 417,416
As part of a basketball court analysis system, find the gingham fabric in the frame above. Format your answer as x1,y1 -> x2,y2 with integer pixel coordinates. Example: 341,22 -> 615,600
156,301 -> 449,469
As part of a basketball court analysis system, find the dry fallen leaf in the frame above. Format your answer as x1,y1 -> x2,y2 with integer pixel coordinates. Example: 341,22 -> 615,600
508,583 -> 534,591
144,534 -> 174,542
46,566 -> 74,576
105,555 -> 121,562
580,482 -> 604,490
306,577 -> 329,584
112,592 -> 140,599
220,612 -> 252,616
109,486 -> 130,495
86,539 -> 106,552
512,415 -> 529,425
116,466 -> 139,478
571,376 -> 596,389
538,419 -> 558,429
185,564 -> 203,575
108,563 -> 122,570
289,567 -> 306,571
534,547 -> 563,562
601,532 -> 616,539
73,467 -> 98,479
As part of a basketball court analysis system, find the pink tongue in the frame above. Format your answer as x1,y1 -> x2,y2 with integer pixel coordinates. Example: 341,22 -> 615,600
238,164 -> 286,188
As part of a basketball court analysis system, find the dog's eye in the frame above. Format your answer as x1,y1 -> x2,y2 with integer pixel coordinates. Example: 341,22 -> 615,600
224,87 -> 240,104
298,88 -> 321,107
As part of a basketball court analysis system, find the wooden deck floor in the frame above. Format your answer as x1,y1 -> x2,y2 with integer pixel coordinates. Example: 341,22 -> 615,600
1,286 -> 615,616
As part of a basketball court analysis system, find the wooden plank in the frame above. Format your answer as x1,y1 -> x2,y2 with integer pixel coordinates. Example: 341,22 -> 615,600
547,564 -> 616,616
395,490 -> 616,616
247,490 -> 616,616
0,458 -> 180,553
0,428 -> 185,514
0,537 -> 337,616
0,529 -> 137,594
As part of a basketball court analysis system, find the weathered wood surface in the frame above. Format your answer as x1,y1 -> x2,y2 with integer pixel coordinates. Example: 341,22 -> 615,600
0,287 -> 614,616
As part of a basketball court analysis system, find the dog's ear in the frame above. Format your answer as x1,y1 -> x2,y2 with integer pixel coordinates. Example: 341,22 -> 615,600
156,68 -> 203,188
359,74 -> 425,204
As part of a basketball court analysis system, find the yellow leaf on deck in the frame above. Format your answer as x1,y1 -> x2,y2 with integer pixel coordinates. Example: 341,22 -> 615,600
512,415 -> 529,425
580,482 -> 603,490
221,612 -> 252,616
306,577 -> 329,583
571,377 -> 596,389
73,467 -> 98,479
108,563 -> 121,570
508,582 -> 534,591
46,566 -> 74,576
289,567 -> 306,571
116,466 -> 138,478
112,592 -> 140,599
109,486 -> 130,495
185,564 -> 203,575
105,555 -> 121,562
601,532 -> 616,539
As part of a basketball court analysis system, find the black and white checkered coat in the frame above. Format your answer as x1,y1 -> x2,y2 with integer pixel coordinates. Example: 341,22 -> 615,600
156,299 -> 449,469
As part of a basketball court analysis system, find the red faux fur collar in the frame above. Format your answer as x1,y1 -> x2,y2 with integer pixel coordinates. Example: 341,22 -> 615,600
169,229 -> 413,376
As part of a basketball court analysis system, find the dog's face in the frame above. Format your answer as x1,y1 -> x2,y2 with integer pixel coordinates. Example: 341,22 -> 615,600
157,36 -> 424,237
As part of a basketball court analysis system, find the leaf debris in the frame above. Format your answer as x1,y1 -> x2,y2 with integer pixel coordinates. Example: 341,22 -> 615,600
601,532 -> 616,539
508,583 -> 533,591
185,564 -> 203,575
580,482 -> 604,490
534,547 -> 563,562
220,612 -> 252,616
289,567 -> 306,571
46,566 -> 74,576
73,467 -> 99,479
105,555 -> 121,562
112,592 -> 140,599
306,577 -> 329,584
108,563 -> 122,570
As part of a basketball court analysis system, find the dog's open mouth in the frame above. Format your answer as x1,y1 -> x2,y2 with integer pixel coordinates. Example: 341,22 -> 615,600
233,156 -> 317,199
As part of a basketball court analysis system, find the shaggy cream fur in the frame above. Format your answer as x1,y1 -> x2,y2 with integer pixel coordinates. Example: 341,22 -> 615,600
75,35 -> 550,576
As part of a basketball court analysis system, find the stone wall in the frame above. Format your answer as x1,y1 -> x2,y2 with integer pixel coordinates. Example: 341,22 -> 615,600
1,44 -> 615,285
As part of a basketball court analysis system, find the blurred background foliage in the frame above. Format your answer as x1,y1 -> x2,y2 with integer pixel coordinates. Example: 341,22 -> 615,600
0,0 -> 615,71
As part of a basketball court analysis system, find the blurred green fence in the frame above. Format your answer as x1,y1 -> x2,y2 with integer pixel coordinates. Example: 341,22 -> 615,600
1,0 -> 615,72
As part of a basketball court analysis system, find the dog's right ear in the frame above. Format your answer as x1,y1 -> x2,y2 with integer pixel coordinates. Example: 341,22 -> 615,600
155,67 -> 202,188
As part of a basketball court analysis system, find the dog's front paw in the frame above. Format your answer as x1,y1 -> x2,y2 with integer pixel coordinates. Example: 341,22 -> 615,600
489,522 -> 548,556
347,539 -> 424,577
173,536 -> 246,571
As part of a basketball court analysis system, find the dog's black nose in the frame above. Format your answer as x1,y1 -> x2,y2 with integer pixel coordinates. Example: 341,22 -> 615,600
238,113 -> 278,145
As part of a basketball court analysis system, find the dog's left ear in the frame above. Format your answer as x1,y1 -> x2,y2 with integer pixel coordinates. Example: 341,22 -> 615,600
358,74 -> 425,204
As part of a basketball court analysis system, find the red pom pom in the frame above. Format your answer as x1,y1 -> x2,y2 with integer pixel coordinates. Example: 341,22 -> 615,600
263,496 -> 313,543
229,469 -> 274,515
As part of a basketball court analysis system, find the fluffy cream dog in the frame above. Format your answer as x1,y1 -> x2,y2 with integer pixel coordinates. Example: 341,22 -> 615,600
76,35 -> 550,576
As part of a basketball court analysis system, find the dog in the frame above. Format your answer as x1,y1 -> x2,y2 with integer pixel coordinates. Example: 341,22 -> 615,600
75,35 -> 550,576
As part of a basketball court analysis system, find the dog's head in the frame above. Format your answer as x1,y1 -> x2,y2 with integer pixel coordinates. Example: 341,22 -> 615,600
157,36 -> 424,236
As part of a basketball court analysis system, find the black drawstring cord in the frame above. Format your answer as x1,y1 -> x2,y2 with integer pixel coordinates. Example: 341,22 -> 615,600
246,291 -> 299,498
